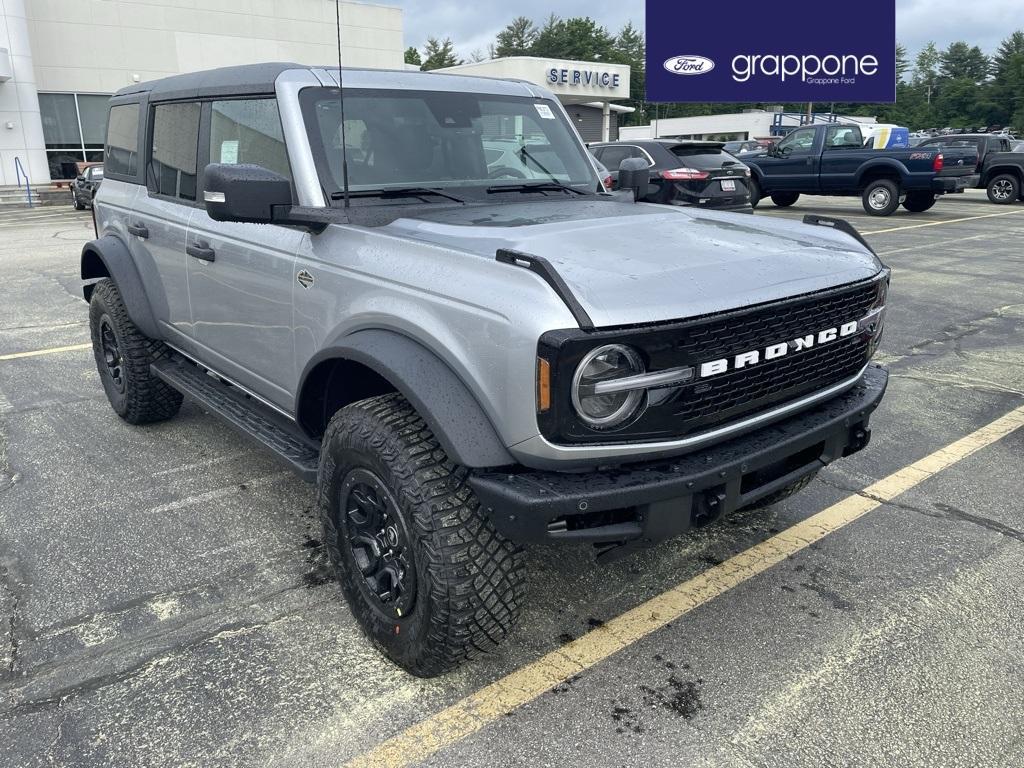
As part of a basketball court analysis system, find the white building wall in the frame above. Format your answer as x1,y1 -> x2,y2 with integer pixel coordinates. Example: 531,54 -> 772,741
0,0 -> 403,184
25,0 -> 404,94
621,111 -> 878,141
0,0 -> 49,185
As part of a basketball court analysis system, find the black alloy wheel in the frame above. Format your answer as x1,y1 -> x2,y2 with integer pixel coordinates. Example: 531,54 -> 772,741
98,315 -> 126,395
339,467 -> 417,619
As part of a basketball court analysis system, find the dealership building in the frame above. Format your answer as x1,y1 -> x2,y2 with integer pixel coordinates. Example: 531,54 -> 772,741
437,57 -> 632,143
0,0 -> 404,185
1,2 -> 635,188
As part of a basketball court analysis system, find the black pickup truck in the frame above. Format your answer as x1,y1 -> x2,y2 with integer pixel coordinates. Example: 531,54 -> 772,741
745,123 -> 977,215
917,134 -> 1024,204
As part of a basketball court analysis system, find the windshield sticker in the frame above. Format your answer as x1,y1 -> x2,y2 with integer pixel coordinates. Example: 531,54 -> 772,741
534,103 -> 556,120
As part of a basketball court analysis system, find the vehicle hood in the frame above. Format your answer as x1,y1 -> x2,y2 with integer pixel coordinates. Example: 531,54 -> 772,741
381,200 -> 883,328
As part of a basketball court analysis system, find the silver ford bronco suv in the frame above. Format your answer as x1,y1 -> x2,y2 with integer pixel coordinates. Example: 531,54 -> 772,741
82,63 -> 889,676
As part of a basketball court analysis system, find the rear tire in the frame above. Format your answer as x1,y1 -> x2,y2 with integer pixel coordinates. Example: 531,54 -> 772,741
318,393 -> 526,677
986,173 -> 1019,204
748,177 -> 762,208
862,179 -> 900,216
901,192 -> 937,212
744,472 -> 818,510
88,279 -> 183,424
770,192 -> 800,207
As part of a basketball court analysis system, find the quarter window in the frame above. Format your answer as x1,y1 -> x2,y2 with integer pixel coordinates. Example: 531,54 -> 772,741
149,102 -> 201,201
105,104 -> 140,177
208,99 -> 291,181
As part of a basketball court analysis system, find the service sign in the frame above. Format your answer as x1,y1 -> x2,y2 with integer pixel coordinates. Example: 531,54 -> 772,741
645,0 -> 896,103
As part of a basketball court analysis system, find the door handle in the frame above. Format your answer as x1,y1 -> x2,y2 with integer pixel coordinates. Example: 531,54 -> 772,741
127,223 -> 149,239
186,240 -> 216,262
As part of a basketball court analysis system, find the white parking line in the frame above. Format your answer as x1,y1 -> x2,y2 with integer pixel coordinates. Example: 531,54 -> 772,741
863,208 -> 1024,235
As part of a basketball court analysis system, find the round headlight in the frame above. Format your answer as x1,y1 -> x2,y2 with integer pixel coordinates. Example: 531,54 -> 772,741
571,344 -> 646,429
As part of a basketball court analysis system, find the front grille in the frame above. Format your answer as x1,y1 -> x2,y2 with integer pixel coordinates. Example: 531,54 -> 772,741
664,279 -> 879,436
677,280 -> 878,362
542,277 -> 882,445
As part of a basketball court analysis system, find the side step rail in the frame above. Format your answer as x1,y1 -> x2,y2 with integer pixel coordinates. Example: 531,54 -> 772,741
151,356 -> 320,482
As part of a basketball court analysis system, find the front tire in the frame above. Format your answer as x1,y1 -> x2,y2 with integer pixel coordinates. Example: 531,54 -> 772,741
986,173 -> 1019,204
770,192 -> 800,207
862,179 -> 900,216
88,279 -> 183,424
73,194 -> 86,210
318,393 -> 525,677
901,192 -> 937,212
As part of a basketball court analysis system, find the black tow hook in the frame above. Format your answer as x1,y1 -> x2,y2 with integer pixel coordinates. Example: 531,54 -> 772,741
691,489 -> 726,528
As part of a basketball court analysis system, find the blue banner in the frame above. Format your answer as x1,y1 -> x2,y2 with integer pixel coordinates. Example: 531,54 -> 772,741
645,0 -> 896,103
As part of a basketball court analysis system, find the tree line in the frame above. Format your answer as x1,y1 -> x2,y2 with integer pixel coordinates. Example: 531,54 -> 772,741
405,17 -> 1024,132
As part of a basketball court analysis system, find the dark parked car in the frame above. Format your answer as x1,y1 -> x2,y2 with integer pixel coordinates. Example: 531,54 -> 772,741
72,164 -> 104,209
916,134 -> 1024,204
589,139 -> 751,210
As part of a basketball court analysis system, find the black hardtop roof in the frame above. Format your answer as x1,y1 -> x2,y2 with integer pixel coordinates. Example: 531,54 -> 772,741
114,62 -> 302,101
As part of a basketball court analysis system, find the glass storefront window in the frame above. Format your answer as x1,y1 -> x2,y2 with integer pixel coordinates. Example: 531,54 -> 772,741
39,92 -> 112,179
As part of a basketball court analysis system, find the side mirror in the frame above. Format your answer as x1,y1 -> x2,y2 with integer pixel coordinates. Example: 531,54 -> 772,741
618,157 -> 651,202
203,163 -> 292,224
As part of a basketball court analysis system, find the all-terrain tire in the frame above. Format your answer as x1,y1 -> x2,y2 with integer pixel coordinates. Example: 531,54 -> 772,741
318,393 -> 526,677
986,173 -> 1020,205
88,278 -> 183,424
744,471 -> 818,510
862,179 -> 901,216
770,192 -> 800,207
901,192 -> 937,212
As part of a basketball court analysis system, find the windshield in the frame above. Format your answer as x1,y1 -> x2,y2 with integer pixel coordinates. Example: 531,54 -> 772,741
300,87 -> 597,202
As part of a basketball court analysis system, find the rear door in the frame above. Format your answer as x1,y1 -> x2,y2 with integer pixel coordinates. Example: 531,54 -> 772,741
129,100 -> 202,348
594,144 -> 644,187
764,127 -> 820,191
185,97 -> 302,410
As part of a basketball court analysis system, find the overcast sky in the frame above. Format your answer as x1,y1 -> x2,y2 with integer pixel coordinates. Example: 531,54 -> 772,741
391,0 -> 1023,62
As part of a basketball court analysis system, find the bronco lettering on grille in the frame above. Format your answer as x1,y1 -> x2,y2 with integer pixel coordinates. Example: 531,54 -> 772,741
698,320 -> 859,379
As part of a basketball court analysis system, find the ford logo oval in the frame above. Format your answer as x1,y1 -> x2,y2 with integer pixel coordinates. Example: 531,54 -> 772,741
663,55 -> 715,76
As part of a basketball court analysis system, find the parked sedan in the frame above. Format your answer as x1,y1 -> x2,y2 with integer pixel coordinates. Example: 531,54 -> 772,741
72,164 -> 103,210
590,139 -> 751,210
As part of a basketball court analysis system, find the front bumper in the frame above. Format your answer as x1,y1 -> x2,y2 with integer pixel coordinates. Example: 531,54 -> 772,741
470,365 -> 887,549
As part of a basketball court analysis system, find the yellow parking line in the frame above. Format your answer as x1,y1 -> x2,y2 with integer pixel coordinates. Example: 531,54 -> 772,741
863,208 -> 1024,235
0,342 -> 91,361
345,403 -> 1024,768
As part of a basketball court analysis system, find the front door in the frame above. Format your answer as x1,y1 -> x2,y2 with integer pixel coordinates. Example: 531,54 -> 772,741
185,98 -> 301,411
763,127 -> 819,192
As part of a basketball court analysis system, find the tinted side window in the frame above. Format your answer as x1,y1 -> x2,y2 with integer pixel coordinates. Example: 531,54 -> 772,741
150,102 -> 201,201
598,145 -> 633,170
209,99 -> 291,181
105,104 -> 140,177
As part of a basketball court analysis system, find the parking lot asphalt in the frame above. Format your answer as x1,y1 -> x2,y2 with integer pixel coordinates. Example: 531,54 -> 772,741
1,191 -> 1022,767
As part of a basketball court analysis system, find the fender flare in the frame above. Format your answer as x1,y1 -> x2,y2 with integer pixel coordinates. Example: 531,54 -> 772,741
299,329 -> 515,469
854,159 -> 908,187
80,236 -> 161,339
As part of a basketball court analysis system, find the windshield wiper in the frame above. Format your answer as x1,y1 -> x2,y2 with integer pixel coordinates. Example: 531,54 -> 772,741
330,187 -> 465,203
486,182 -> 587,195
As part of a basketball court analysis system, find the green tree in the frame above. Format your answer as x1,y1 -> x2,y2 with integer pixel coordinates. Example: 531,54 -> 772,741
421,37 -> 462,71
611,22 -> 646,125
531,15 -> 615,60
896,42 -> 910,81
403,46 -> 422,66
494,16 -> 538,57
939,42 -> 990,84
